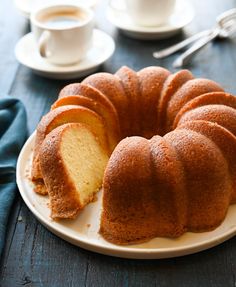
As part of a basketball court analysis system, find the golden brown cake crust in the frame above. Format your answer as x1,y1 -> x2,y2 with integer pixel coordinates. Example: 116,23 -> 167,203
58,83 -> 120,138
173,92 -> 236,128
39,124 -> 83,219
164,128 -> 231,231
82,72 -> 130,137
51,93 -> 120,151
177,120 -> 236,203
137,66 -> 170,138
31,105 -> 109,187
177,104 -> 236,136
52,94 -> 95,110
116,66 -> 141,135
158,70 -> 194,135
39,123 -> 108,219
165,78 -> 224,132
100,135 -> 188,244
31,65 -> 236,245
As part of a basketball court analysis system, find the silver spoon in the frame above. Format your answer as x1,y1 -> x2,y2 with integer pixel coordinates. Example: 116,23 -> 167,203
153,8 -> 236,62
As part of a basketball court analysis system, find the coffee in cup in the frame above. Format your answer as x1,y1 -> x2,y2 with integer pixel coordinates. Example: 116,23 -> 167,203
30,4 -> 94,65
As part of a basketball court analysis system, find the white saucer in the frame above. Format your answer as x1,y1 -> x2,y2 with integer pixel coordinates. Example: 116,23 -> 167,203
14,0 -> 98,19
16,132 -> 236,259
107,0 -> 194,40
15,29 -> 115,80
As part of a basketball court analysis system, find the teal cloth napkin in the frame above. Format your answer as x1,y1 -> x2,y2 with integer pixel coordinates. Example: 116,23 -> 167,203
0,98 -> 27,257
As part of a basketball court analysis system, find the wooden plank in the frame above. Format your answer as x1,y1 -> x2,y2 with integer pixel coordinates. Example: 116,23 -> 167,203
0,202 -> 89,287
0,0 -> 28,96
0,0 -> 236,285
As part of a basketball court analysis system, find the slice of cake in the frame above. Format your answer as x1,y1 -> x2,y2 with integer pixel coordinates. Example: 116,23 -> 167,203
39,123 -> 109,219
31,105 -> 109,187
51,93 -> 120,151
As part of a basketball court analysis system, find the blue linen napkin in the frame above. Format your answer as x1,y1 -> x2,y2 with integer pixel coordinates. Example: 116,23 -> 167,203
0,97 -> 27,257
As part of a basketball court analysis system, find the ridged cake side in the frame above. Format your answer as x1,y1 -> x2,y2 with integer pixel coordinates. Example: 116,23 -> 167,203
30,66 -> 236,245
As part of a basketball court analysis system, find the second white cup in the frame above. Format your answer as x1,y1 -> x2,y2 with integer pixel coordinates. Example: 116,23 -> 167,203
123,0 -> 176,27
30,4 -> 94,65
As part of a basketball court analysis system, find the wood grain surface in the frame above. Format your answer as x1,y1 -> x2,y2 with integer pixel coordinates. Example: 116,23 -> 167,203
0,0 -> 236,286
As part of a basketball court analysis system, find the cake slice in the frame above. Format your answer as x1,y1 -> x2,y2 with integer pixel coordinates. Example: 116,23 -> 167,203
39,123 -> 109,219
31,105 -> 109,190
54,84 -> 121,151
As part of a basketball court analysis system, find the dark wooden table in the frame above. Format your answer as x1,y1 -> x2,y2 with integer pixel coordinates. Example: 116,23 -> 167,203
1,0 -> 236,286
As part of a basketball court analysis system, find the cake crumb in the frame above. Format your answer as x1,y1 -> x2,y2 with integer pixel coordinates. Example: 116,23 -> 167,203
18,216 -> 23,222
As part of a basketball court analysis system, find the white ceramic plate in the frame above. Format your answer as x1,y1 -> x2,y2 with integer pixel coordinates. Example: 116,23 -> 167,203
17,133 -> 236,259
14,0 -> 98,18
15,30 -> 115,80
107,0 -> 194,40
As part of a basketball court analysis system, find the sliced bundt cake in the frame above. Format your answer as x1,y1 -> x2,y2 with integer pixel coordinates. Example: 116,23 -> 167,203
31,105 -> 110,193
30,65 -> 236,245
58,82 -> 121,146
39,123 -> 109,219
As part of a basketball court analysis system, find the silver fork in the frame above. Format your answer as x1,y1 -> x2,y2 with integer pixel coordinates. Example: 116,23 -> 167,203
153,29 -> 213,59
153,8 -> 236,67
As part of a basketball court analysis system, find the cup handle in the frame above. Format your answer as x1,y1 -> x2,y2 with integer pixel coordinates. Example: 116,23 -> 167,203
38,30 -> 51,58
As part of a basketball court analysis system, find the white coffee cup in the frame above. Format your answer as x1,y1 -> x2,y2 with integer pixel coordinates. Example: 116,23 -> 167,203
111,0 -> 176,27
30,4 -> 94,65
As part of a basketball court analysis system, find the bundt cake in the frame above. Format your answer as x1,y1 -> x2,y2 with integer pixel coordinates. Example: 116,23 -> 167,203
39,123 -> 109,219
31,104 -> 111,193
56,83 -> 121,149
31,65 -> 236,244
